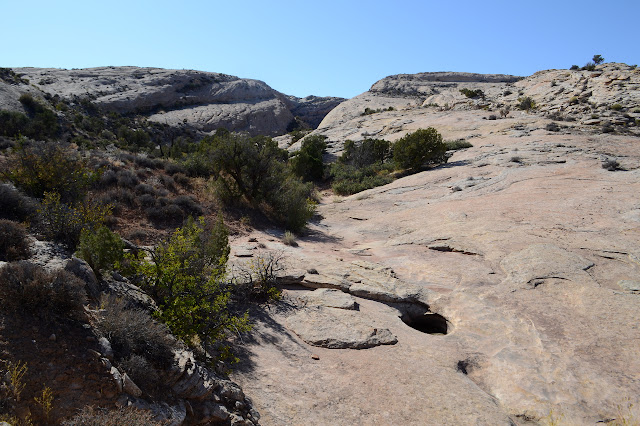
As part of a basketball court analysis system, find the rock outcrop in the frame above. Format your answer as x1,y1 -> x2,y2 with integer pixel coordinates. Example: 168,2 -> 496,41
6,67 -> 344,136
229,63 -> 640,425
306,63 -> 640,155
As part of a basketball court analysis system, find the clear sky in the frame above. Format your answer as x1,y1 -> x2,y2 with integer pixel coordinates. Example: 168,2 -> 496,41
2,0 -> 639,99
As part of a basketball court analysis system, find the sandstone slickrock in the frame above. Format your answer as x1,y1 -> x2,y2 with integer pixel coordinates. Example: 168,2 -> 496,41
231,64 -> 640,425
8,67 -> 344,136
286,305 -> 397,349
297,288 -> 357,309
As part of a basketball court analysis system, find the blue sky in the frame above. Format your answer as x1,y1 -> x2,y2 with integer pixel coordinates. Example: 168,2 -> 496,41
2,0 -> 639,98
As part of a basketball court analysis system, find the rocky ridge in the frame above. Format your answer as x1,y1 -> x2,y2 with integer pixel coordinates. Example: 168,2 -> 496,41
6,67 -> 344,136
301,63 -> 640,155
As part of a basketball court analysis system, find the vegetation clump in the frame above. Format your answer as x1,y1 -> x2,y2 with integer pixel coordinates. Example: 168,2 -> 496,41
0,261 -> 87,319
393,128 -> 448,171
459,88 -> 485,99
125,216 -> 250,359
0,220 -> 31,261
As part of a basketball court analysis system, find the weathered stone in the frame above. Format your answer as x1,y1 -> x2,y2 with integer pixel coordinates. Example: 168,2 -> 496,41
97,337 -> 114,360
64,256 -> 100,299
122,373 -> 142,397
298,288 -> 357,309
618,280 -> 640,293
286,306 -> 397,349
110,367 -> 123,393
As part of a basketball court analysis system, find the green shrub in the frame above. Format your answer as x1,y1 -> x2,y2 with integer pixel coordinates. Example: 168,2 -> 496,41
570,65 -> 580,70
0,261 -> 87,319
611,103 -> 623,111
459,88 -> 485,99
592,54 -> 604,65
36,191 -> 110,248
340,138 -> 391,168
267,176 -> 316,232
330,162 -> 394,195
289,135 -> 326,181
3,142 -> 98,203
444,139 -> 473,150
189,131 -> 315,230
0,220 -> 31,261
0,110 -> 29,138
127,217 -> 250,356
75,226 -> 124,278
517,96 -> 536,111
393,128 -> 448,170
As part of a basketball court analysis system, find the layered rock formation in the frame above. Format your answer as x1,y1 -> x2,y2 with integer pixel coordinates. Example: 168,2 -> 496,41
7,67 -> 344,136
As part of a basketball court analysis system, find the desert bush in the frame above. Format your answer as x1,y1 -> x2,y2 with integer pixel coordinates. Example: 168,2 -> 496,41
459,88 -> 484,99
62,406 -> 163,426
98,188 -> 136,210
98,169 -> 118,188
340,138 -> 391,168
546,122 -> 561,132
36,192 -> 110,248
159,175 -> 176,192
0,184 -> 38,222
611,104 -> 623,111
126,216 -> 250,355
289,135 -> 327,182
592,54 -> 604,65
0,220 -> 31,261
517,97 -> 536,111
267,177 -> 316,232
164,161 -> 186,175
115,170 -> 139,188
75,226 -> 124,278
1,94 -> 60,140
393,128 -> 448,170
233,251 -> 285,303
171,195 -> 203,217
3,142 -> 97,203
282,230 -> 297,247
329,163 -> 394,195
0,262 -> 86,318
444,139 -> 473,150
570,65 -> 580,70
137,193 -> 155,207
0,110 -> 29,138
134,183 -> 156,196
95,296 -> 176,368
118,354 -> 162,397
602,159 -> 620,171
172,172 -> 190,187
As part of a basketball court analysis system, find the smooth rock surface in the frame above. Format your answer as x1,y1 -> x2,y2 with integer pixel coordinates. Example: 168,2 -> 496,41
286,305 -> 397,349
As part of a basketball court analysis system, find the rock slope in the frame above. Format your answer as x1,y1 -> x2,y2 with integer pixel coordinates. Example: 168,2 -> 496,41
229,64 -> 640,425
303,63 -> 640,155
8,67 -> 344,136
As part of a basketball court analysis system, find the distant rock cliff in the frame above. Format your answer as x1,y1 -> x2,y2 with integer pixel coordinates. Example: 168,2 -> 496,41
8,67 -> 344,136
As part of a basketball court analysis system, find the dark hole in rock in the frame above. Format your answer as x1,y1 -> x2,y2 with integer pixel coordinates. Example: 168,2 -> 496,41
457,360 -> 470,374
401,311 -> 449,335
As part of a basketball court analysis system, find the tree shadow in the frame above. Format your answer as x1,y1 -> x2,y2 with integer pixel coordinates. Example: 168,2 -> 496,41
231,298 -> 310,376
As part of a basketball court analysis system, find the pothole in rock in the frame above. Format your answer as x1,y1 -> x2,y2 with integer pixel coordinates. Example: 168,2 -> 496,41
395,304 -> 450,335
